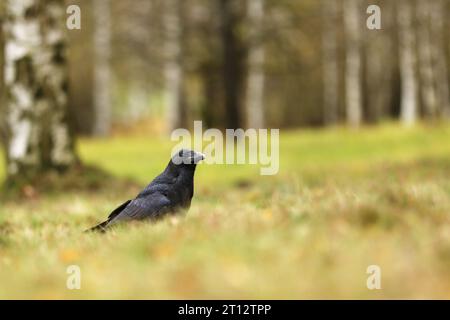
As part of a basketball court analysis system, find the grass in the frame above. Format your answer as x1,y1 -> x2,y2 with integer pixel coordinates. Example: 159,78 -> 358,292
0,123 -> 450,299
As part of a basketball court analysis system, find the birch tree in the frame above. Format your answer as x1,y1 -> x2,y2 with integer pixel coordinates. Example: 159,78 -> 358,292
2,0 -> 77,180
245,0 -> 266,129
93,0 -> 112,136
416,1 -> 437,118
429,0 -> 450,118
164,0 -> 187,132
321,0 -> 340,125
343,0 -> 362,127
398,0 -> 418,125
0,2 -> 5,144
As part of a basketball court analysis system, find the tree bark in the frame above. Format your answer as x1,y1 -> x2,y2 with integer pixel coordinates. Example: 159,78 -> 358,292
398,0 -> 418,125
93,0 -> 112,136
3,0 -> 77,180
245,0 -> 266,129
343,0 -> 362,127
164,0 -> 187,132
322,0 -> 340,125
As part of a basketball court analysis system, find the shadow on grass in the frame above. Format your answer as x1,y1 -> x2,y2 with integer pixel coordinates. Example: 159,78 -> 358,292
0,164 -> 140,203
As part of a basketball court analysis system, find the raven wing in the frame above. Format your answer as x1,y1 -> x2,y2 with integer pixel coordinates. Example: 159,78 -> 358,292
85,199 -> 132,232
107,192 -> 172,226
107,199 -> 132,220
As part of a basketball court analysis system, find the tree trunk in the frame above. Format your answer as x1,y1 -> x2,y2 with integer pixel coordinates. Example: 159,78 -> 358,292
343,0 -> 362,127
0,2 -> 5,147
219,0 -> 243,129
93,0 -> 112,136
164,0 -> 187,132
364,0 -> 393,123
245,0 -> 266,129
429,0 -> 450,118
3,0 -> 77,180
127,82 -> 150,122
416,1 -> 437,118
67,0 -> 95,136
322,0 -> 340,125
398,0 -> 418,125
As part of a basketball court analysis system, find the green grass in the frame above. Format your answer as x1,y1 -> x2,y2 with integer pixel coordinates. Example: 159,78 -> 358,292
1,123 -> 450,299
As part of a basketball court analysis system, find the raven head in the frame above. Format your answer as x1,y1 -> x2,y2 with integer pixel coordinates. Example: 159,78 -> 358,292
172,149 -> 205,166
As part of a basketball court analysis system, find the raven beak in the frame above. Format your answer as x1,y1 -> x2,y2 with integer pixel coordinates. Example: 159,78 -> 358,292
193,152 -> 205,164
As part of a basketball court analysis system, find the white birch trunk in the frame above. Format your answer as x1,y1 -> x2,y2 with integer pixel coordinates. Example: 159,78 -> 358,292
322,0 -> 339,125
127,82 -> 149,122
93,0 -> 112,136
398,0 -> 418,125
0,4 -> 5,142
416,1 -> 437,118
429,0 -> 450,118
3,0 -> 76,178
245,0 -> 266,129
164,0 -> 185,132
344,0 -> 362,127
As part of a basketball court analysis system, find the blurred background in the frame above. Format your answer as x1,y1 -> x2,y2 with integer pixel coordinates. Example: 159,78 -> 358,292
69,0 -> 449,131
0,0 -> 449,299
1,0 -> 450,171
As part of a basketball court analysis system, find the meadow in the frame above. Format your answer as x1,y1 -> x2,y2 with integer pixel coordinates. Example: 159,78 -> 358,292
0,123 -> 450,299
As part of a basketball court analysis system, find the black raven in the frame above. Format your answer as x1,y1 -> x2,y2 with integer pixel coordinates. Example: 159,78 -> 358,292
87,149 -> 205,232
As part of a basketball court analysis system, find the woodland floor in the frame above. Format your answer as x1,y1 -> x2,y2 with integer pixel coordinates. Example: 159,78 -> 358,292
0,123 -> 450,299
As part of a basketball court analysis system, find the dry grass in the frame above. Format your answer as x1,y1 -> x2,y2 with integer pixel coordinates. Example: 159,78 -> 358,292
0,123 -> 450,299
